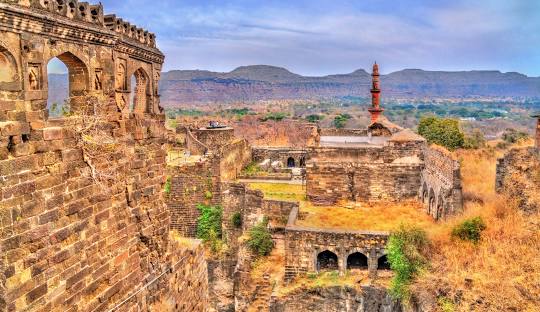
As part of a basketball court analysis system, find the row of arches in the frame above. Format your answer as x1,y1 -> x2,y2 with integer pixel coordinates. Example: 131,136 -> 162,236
316,250 -> 390,271
420,182 -> 445,220
0,45 -> 154,118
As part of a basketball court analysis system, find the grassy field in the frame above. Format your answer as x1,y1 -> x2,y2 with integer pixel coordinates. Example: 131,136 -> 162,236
247,182 -> 306,202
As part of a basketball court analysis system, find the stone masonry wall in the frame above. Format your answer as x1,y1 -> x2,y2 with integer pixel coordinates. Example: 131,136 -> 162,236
284,206 -> 388,282
307,141 -> 424,205
167,159 -> 220,237
152,238 -> 209,312
496,147 -> 540,213
252,147 -> 308,168
218,138 -> 252,181
419,146 -> 463,220
0,2 -> 209,311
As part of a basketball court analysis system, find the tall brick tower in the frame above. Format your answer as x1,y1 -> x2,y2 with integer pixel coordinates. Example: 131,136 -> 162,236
368,62 -> 384,123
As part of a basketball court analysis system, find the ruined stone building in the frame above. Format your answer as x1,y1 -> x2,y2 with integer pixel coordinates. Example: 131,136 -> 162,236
0,1 -> 207,311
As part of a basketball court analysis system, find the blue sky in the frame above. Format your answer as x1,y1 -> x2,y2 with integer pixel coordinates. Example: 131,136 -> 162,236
53,0 -> 540,76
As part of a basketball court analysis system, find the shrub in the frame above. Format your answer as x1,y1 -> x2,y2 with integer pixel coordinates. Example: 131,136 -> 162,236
247,218 -> 274,256
333,113 -> 352,128
306,114 -> 323,123
451,216 -> 486,244
231,211 -> 242,228
502,128 -> 529,144
196,204 -> 222,243
260,112 -> 287,122
463,129 -> 486,149
418,116 -> 464,150
387,225 -> 429,301
164,176 -> 171,195
204,190 -> 213,199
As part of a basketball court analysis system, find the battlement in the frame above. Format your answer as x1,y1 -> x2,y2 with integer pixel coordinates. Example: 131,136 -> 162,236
8,0 -> 156,48
104,14 -> 156,48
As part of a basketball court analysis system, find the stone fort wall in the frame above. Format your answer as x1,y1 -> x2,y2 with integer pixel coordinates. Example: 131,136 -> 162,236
0,2 -> 208,311
419,146 -> 463,220
252,146 -> 308,168
306,140 -> 424,205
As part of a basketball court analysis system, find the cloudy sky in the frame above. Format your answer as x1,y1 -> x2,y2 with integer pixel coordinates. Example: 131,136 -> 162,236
55,0 -> 540,76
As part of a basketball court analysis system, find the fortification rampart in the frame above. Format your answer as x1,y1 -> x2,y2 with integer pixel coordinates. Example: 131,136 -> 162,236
419,146 -> 463,219
306,141 -> 424,205
252,146 -> 308,168
0,2 -> 209,311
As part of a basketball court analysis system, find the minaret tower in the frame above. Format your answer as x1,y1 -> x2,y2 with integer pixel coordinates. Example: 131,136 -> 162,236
368,62 -> 384,123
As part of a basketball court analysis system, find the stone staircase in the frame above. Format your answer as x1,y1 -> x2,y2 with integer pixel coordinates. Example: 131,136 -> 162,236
249,273 -> 273,312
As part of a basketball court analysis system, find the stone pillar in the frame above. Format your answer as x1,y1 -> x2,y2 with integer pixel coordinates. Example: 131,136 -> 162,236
368,250 -> 378,278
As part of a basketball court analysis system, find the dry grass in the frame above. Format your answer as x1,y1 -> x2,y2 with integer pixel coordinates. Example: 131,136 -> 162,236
297,200 -> 435,232
247,182 -> 306,202
414,144 -> 540,312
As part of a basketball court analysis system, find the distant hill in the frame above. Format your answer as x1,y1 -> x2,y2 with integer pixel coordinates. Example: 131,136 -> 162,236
160,66 -> 540,106
47,66 -> 540,107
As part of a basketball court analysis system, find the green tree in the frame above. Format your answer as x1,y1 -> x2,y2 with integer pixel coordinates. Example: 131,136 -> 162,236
418,116 -> 464,150
306,114 -> 322,123
333,113 -> 352,128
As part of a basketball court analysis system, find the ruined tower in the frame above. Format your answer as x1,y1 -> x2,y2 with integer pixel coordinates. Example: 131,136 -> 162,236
368,62 -> 384,123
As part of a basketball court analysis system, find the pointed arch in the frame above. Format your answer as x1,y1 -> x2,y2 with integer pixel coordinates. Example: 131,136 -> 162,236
46,51 -> 89,116
347,252 -> 368,270
130,67 -> 150,113
0,45 -> 20,89
377,255 -> 391,270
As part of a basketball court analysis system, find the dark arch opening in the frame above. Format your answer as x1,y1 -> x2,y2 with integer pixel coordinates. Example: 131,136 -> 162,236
347,252 -> 368,270
287,157 -> 295,168
130,68 -> 150,113
46,52 -> 88,117
378,255 -> 391,270
317,250 -> 338,271
299,156 -> 306,167
436,195 -> 444,220
428,189 -> 435,216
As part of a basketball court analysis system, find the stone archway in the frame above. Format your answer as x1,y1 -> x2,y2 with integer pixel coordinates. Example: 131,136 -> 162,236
130,68 -> 150,113
428,188 -> 435,217
287,157 -> 296,168
378,255 -> 391,270
346,252 -> 368,270
0,47 -> 17,84
46,51 -> 89,116
317,250 -> 338,271
299,156 -> 306,167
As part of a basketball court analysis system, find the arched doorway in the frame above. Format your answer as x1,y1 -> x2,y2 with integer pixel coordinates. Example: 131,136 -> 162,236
46,52 -> 88,117
317,250 -> 338,271
130,68 -> 149,113
346,252 -> 368,270
378,255 -> 390,270
428,188 -> 435,217
287,157 -> 295,168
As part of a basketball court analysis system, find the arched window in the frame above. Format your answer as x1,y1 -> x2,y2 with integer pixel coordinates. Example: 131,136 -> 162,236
287,157 -> 295,168
347,252 -> 368,270
0,51 -> 16,83
299,156 -> 306,167
130,68 -> 149,113
428,189 -> 436,217
377,255 -> 391,270
46,52 -> 88,117
317,250 -> 338,271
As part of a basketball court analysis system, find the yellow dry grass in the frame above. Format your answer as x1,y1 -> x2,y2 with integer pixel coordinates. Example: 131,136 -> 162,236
297,200 -> 435,232
414,143 -> 540,312
246,182 -> 306,202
